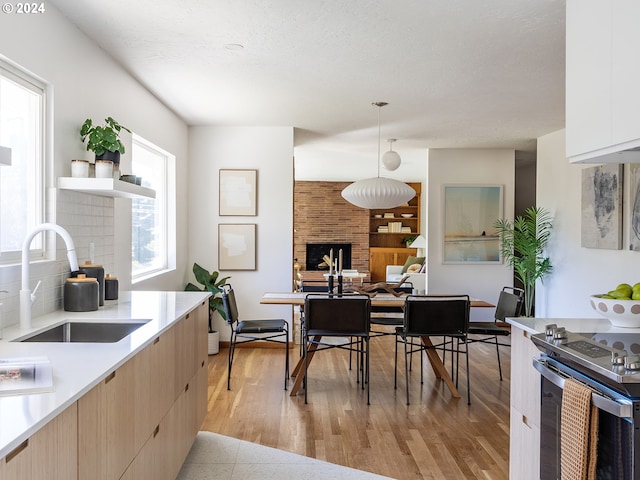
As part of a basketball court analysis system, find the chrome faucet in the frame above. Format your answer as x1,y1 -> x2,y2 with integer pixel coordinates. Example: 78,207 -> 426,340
20,223 -> 79,330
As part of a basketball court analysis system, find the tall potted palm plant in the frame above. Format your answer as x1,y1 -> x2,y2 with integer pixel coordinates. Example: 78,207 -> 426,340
185,263 -> 230,354
494,206 -> 553,317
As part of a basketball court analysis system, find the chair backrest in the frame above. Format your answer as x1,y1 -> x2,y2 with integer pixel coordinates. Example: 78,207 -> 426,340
221,284 -> 239,325
304,294 -> 371,335
494,287 -> 524,321
403,295 -> 470,336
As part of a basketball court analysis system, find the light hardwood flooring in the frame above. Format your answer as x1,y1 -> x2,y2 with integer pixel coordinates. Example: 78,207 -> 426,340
200,333 -> 511,480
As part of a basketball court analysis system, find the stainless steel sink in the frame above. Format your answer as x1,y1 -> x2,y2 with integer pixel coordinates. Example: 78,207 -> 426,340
17,320 -> 149,343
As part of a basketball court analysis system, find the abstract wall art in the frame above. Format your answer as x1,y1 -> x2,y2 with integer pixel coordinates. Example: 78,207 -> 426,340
218,223 -> 256,270
219,169 -> 257,216
581,164 -> 622,250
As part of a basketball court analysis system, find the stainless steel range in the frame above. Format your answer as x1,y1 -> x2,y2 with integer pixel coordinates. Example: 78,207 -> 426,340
531,324 -> 640,480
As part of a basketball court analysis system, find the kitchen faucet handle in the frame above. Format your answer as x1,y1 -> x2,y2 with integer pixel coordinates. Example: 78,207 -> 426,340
31,280 -> 42,303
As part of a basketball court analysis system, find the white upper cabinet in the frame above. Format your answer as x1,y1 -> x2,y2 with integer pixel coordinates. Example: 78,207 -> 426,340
566,0 -> 640,163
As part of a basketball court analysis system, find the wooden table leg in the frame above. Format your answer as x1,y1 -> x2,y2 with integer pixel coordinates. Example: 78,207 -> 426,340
290,335 -> 321,396
421,336 -> 460,399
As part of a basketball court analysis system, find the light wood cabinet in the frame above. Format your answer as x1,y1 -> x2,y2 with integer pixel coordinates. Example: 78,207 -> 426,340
368,183 -> 421,282
133,328 -> 176,448
566,0 -> 640,162
509,326 -> 541,480
122,359 -> 208,480
119,299 -> 208,480
369,247 -> 418,283
0,403 -> 77,480
78,358 -> 136,480
369,182 -> 421,249
2,299 -> 209,480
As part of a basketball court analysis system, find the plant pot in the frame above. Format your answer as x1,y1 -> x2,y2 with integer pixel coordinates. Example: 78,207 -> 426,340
208,331 -> 220,355
95,150 -> 120,165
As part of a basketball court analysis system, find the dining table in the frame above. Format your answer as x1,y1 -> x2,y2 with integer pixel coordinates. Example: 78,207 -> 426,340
261,292 -> 495,398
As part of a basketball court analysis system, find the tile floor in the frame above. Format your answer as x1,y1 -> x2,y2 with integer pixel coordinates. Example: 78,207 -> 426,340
177,431 -> 394,480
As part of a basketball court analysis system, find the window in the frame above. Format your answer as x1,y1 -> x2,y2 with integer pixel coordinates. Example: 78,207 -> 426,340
0,59 -> 46,264
131,134 -> 175,280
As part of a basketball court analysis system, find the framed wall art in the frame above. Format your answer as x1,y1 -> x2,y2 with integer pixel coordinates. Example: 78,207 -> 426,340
219,169 -> 257,216
218,223 -> 256,270
629,164 -> 640,252
442,184 -> 503,264
581,164 -> 623,250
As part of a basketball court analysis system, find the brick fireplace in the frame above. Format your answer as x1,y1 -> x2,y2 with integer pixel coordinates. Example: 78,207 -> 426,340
293,181 -> 369,274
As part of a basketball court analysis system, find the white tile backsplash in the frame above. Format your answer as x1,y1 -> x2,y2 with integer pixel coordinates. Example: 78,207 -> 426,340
0,189 -> 115,327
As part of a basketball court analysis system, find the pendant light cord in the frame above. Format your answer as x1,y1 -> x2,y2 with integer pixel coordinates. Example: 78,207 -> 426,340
377,105 -> 381,178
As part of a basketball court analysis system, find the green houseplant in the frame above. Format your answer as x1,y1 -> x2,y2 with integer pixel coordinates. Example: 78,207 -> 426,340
402,235 -> 418,248
185,263 -> 230,354
185,262 -> 230,330
80,116 -> 131,160
494,206 -> 553,317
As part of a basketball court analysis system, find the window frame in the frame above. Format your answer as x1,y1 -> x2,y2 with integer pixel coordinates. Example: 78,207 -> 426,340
131,133 -> 176,282
0,57 -> 48,265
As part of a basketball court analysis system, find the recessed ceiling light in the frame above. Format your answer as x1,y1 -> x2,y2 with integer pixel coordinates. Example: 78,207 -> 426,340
224,44 -> 244,51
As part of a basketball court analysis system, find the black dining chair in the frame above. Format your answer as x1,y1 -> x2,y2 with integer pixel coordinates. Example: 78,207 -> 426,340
221,283 -> 289,391
395,294 -> 471,405
467,286 -> 524,380
369,283 -> 413,337
302,294 -> 371,404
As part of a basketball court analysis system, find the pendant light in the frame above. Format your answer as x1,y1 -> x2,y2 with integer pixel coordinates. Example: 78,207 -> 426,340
341,102 -> 415,209
382,139 -> 401,171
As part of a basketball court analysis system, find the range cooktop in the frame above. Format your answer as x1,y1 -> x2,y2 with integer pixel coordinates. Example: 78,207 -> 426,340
531,325 -> 640,386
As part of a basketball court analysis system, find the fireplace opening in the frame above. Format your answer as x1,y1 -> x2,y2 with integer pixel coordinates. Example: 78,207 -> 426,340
306,243 -> 352,271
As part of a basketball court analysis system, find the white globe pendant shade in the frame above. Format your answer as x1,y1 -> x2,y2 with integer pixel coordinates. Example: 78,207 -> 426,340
382,149 -> 401,171
342,102 -> 412,209
341,177 -> 415,209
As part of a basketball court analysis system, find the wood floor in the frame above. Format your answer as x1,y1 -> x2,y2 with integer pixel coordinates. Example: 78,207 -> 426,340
200,333 -> 511,480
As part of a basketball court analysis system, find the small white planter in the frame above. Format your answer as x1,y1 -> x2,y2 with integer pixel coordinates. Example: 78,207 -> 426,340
208,331 -> 220,355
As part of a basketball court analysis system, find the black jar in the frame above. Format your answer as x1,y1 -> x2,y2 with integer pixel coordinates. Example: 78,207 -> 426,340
64,275 -> 99,312
80,261 -> 105,306
105,273 -> 119,300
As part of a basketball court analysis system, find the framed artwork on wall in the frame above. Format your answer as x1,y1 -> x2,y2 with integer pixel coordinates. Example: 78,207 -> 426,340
442,184 -> 503,264
581,164 -> 623,250
629,164 -> 640,252
219,169 -> 257,216
218,223 -> 256,270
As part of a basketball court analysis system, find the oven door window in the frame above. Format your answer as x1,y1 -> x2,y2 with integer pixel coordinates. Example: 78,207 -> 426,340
540,375 -> 634,479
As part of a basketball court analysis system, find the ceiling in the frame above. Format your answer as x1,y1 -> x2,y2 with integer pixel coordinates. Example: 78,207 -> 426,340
49,0 -> 566,180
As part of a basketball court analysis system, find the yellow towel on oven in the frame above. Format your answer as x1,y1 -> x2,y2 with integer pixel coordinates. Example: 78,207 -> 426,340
561,378 -> 599,480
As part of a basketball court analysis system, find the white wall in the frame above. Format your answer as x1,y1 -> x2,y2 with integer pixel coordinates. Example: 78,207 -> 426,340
536,129 -> 640,318
0,5 -> 189,325
188,127 -> 294,339
427,149 -> 515,320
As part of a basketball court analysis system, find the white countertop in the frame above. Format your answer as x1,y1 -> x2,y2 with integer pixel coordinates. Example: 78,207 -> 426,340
0,290 -> 210,459
507,316 -> 640,336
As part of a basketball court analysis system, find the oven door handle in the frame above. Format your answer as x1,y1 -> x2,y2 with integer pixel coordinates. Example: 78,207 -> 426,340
532,357 -> 633,420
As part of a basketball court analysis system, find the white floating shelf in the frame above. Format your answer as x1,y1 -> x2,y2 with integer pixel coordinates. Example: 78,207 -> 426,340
57,177 -> 156,199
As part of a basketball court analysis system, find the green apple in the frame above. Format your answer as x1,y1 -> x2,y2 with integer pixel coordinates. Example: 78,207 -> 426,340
616,283 -> 633,298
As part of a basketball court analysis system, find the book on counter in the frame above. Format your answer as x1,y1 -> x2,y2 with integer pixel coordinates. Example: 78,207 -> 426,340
0,356 -> 54,396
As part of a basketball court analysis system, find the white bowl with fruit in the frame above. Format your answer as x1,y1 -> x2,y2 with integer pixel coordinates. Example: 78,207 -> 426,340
590,283 -> 640,328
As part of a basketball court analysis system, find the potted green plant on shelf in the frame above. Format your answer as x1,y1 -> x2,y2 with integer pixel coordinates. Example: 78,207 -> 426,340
402,235 -> 418,248
494,206 -> 553,317
80,116 -> 131,163
185,262 -> 230,355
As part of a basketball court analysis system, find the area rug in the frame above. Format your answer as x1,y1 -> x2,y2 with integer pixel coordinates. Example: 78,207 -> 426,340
177,431 -> 394,480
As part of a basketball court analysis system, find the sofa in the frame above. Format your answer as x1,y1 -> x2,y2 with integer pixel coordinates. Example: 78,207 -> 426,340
386,265 -> 426,292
